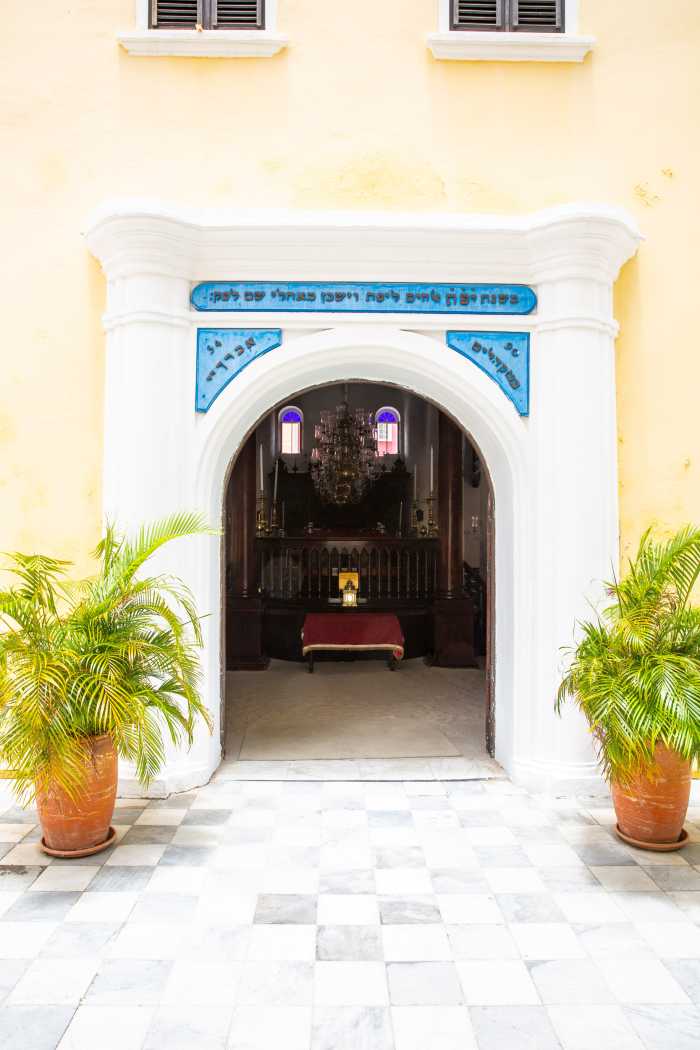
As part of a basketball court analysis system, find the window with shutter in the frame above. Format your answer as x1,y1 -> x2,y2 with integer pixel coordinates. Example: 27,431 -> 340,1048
150,0 -> 265,30
151,0 -> 201,28
451,0 -> 563,32
214,1 -> 264,29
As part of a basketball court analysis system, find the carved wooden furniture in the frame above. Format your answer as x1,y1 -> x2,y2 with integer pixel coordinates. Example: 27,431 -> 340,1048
301,613 -> 405,673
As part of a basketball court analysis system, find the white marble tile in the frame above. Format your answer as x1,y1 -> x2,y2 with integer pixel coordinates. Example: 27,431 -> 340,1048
146,865 -> 207,894
483,867 -> 547,894
311,1006 -> 394,1050
635,922 -> 700,959
555,891 -> 628,924
144,1004 -> 233,1050
510,923 -> 586,960
66,891 -> 138,923
106,922 -> 186,960
229,1005 -> 311,1050
0,823 -> 35,843
2,842 -> 54,866
612,892 -> 687,923
547,1004 -> 645,1050
58,1004 -> 154,1049
135,808 -> 187,827
375,868 -> 433,895
528,959 -> 616,1004
387,962 -> 463,1005
524,843 -> 587,868
248,924 -> 316,961
29,866 -> 99,893
314,961 -> 389,1006
382,924 -> 451,962
162,960 -> 241,1005
446,923 -> 520,959
457,960 -> 539,1005
237,961 -> 314,1006
8,957 -> 100,1005
0,922 -> 59,958
317,894 -> 379,925
391,1005 -> 477,1050
596,957 -> 690,1004
105,844 -> 165,867
436,894 -> 503,925
262,866 -> 319,894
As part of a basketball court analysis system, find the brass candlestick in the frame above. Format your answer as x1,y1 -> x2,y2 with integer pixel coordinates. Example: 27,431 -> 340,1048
426,491 -> 439,537
256,490 -> 269,537
410,499 -> 420,535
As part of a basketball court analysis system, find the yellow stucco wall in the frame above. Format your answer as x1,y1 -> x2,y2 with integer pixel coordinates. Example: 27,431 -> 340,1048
1,1 -> 699,568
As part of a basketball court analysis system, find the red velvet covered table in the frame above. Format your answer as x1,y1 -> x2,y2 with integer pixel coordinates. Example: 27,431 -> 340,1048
301,613 -> 405,672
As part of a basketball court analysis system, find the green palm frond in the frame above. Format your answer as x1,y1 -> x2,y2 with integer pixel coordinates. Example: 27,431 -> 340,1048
0,514 -> 214,803
557,524 -> 700,784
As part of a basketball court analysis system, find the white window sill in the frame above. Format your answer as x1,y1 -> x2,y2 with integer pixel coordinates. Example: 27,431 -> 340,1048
117,29 -> 288,58
427,31 -> 595,63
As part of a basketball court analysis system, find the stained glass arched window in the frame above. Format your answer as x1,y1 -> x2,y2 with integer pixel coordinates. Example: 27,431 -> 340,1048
279,406 -> 303,454
376,406 -> 400,456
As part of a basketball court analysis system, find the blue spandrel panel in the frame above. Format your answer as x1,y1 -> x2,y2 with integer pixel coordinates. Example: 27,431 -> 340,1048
447,331 -> 530,416
196,329 -> 282,413
191,281 -> 537,316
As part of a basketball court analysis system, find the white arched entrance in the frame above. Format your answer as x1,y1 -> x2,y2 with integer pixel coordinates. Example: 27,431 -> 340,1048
86,201 -> 640,796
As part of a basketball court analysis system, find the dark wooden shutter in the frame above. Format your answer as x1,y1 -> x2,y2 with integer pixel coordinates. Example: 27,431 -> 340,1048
213,0 -> 264,29
151,0 -> 202,28
451,1 -> 505,31
511,0 -> 563,31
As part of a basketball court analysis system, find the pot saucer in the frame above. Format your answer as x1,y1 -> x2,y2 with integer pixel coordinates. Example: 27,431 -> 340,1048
40,825 -> 117,859
615,824 -> 688,852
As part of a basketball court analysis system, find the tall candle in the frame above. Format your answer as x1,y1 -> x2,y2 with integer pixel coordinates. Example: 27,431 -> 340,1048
413,470 -> 417,501
273,458 -> 279,503
430,446 -> 434,492
259,445 -> 264,491
398,502 -> 403,535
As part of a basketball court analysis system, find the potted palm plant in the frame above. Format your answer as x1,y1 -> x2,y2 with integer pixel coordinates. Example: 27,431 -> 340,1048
557,525 -> 700,851
0,513 -> 212,857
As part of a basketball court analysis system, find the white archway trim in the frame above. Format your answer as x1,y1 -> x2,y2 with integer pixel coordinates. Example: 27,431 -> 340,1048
85,201 -> 640,796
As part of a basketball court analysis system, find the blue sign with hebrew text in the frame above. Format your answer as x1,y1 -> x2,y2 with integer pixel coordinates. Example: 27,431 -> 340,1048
191,281 -> 536,316
196,329 -> 282,413
447,331 -> 530,416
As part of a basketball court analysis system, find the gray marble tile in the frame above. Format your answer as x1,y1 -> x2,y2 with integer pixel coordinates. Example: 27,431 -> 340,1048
664,960 -> 700,1005
2,890 -> 80,921
0,806 -> 38,824
320,870 -> 376,894
182,808 -> 232,825
254,894 -> 318,924
0,844 -> 11,862
148,792 -> 197,809
0,1005 -> 75,1049
379,896 -> 441,924
374,847 -> 426,869
470,1005 -> 562,1050
0,959 -> 29,1004
681,845 -> 700,865
160,845 -> 216,867
0,865 -> 43,891
625,1004 -> 700,1050
311,1006 -> 394,1050
644,865 -> 700,891
88,865 -> 154,892
316,926 -> 383,961
40,922 -> 119,958
430,869 -> 490,894
496,893 -> 566,923
112,806 -> 148,824
387,962 -> 463,1005
573,844 -> 636,866
120,825 -> 177,846
86,958 -> 173,1004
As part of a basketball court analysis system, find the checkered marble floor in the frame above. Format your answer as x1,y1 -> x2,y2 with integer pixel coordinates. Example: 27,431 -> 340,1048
1,778 -> 700,1050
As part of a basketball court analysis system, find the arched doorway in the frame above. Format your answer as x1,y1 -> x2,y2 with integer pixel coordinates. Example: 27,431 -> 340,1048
221,379 -> 498,775
88,201 -> 639,796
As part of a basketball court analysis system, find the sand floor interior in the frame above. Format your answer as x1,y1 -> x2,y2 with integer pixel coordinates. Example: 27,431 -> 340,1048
221,659 -> 503,781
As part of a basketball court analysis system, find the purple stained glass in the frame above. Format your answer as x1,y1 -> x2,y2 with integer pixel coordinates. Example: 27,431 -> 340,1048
282,410 -> 302,423
377,410 -> 398,423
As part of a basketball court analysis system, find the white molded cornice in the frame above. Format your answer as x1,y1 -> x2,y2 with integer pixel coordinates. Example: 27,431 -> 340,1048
84,200 -> 641,288
117,29 -> 288,58
427,31 -> 595,63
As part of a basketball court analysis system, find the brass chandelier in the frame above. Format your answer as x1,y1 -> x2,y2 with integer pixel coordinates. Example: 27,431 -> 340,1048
310,391 -> 378,505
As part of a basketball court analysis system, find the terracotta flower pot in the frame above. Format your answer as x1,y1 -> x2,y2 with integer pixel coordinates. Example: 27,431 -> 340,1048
36,734 -> 117,856
611,743 -> 691,848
